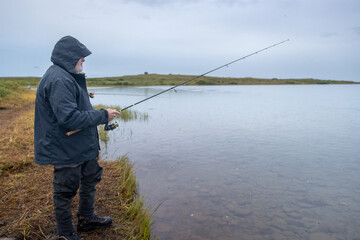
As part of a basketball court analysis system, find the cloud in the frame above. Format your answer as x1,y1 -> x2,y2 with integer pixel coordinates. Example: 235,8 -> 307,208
119,0 -> 259,7
0,0 -> 359,81
321,32 -> 338,38
352,26 -> 360,35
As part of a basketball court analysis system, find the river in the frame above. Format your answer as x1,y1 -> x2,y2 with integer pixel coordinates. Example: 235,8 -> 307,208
89,84 -> 360,240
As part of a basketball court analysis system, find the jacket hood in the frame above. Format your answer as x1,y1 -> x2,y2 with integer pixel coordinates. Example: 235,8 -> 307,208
51,36 -> 91,74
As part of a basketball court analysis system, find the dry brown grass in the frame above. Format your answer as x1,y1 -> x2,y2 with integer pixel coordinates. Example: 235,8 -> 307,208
0,90 -> 35,176
0,90 -> 151,239
0,159 -> 139,239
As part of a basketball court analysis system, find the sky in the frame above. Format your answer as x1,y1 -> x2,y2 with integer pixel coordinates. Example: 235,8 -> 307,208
0,0 -> 359,81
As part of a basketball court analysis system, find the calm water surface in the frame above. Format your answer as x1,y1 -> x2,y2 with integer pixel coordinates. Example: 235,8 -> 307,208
90,85 -> 360,240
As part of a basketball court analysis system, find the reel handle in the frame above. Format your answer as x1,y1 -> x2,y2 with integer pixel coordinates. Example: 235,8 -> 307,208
66,122 -> 119,136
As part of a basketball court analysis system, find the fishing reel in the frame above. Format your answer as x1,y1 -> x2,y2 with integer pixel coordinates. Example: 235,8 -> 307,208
104,122 -> 119,131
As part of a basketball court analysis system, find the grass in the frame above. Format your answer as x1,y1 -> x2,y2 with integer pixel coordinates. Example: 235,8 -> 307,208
94,104 -> 148,143
0,77 -> 40,88
0,91 -> 35,176
98,127 -> 110,142
85,74 -> 360,86
2,75 -> 358,89
0,81 -> 153,239
115,156 -> 151,239
0,80 -> 35,110
93,104 -> 149,122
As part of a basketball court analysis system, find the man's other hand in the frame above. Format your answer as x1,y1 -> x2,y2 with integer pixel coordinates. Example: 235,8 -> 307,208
106,109 -> 120,122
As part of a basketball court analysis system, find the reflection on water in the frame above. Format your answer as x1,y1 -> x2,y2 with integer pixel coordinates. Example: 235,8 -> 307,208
90,85 -> 360,240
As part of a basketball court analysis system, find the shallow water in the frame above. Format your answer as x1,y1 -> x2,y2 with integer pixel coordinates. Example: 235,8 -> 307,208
90,84 -> 360,240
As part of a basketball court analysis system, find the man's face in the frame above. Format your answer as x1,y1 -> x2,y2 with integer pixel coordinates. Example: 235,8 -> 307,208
74,57 -> 85,73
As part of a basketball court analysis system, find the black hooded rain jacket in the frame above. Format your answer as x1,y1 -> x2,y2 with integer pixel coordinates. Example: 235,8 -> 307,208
34,36 -> 108,165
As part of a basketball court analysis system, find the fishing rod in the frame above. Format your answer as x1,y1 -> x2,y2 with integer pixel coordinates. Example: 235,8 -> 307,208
121,39 -> 289,112
66,39 -> 289,136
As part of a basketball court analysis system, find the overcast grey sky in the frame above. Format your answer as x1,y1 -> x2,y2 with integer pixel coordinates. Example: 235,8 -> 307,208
1,0 -> 359,81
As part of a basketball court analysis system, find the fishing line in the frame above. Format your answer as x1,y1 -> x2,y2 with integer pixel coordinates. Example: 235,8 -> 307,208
120,39 -> 290,112
66,39 -> 290,136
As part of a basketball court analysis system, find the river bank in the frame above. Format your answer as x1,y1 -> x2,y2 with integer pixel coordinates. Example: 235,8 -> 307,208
1,74 -> 358,88
0,87 -> 152,239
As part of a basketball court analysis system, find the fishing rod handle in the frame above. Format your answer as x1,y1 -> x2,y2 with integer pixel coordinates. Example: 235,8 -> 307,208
66,122 -> 119,136
66,129 -> 81,136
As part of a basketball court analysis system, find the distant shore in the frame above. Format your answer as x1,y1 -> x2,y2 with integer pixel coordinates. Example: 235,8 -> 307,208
1,74 -> 358,88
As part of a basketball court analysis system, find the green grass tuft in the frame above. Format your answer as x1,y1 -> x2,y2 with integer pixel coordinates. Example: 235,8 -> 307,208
93,104 -> 149,122
115,155 -> 152,239
98,127 -> 109,142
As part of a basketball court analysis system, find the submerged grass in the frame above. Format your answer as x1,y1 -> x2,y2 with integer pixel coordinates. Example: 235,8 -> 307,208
98,127 -> 110,142
95,104 -> 148,143
0,83 -> 153,239
93,104 -> 149,122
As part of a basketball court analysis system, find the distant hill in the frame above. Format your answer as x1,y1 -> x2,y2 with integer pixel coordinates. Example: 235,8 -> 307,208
87,74 -> 359,86
1,74 -> 358,88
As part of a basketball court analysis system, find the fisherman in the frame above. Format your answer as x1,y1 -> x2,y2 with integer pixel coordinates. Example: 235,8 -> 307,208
34,36 -> 120,240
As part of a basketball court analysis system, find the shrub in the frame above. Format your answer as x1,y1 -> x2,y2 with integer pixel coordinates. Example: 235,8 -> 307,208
0,81 -> 20,90
0,86 -> 11,98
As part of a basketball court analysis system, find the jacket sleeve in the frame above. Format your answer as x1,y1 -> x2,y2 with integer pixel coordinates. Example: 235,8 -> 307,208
48,78 -> 108,130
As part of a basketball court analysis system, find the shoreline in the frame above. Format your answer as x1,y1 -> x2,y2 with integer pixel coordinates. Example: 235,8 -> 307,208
0,89 -> 152,239
1,74 -> 358,88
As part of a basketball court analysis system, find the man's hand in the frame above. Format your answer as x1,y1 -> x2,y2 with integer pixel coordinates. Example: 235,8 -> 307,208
106,109 -> 120,122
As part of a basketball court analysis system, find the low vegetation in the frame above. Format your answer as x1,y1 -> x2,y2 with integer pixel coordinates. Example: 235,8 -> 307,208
1,74 -> 358,89
0,77 -> 40,89
85,74 -> 360,86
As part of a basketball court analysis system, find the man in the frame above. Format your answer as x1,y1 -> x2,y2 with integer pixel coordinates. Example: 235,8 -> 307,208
34,36 -> 120,240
